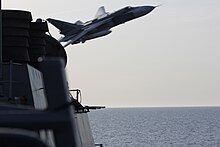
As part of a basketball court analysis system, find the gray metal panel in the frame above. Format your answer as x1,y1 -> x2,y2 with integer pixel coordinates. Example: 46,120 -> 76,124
39,58 -> 81,147
0,63 -> 34,105
75,113 -> 95,147
27,65 -> 47,109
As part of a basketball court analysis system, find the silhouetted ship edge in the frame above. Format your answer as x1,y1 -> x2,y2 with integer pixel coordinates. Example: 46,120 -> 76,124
0,9 -> 104,147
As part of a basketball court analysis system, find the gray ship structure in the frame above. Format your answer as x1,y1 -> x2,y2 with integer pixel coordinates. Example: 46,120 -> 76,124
0,8 -> 104,147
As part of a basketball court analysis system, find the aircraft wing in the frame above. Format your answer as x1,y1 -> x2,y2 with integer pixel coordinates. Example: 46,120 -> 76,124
63,18 -> 111,47
63,30 -> 88,47
47,18 -> 83,35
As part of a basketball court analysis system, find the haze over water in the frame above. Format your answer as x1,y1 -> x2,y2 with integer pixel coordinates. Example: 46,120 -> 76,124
89,107 -> 220,147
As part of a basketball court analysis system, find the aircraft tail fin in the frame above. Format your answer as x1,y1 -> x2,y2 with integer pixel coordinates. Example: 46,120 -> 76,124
47,18 -> 83,35
95,6 -> 108,19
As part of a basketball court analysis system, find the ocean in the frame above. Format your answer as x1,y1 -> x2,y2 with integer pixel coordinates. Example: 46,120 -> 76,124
88,107 -> 220,147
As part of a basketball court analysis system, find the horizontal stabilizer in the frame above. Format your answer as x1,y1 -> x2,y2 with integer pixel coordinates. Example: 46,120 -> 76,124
47,18 -> 83,35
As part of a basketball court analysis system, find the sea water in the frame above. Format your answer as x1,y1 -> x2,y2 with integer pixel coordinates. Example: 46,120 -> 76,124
88,107 -> 220,147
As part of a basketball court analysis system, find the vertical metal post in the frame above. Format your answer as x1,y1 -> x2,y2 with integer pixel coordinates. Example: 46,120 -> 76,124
0,0 -> 3,99
9,61 -> 13,99
0,0 -> 2,79
76,89 -> 79,102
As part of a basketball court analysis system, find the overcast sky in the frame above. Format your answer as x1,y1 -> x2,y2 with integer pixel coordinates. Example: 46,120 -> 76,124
3,0 -> 220,107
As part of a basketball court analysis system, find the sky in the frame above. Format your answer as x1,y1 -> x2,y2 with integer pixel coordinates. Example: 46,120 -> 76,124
3,0 -> 220,107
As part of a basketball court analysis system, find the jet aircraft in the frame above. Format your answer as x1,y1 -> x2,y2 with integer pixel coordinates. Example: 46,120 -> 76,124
47,5 -> 157,47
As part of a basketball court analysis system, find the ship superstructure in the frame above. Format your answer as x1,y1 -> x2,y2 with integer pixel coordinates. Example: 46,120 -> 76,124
0,5 -> 103,147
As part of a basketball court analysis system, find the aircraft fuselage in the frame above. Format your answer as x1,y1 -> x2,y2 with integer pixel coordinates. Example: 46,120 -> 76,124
79,6 -> 155,42
48,5 -> 156,46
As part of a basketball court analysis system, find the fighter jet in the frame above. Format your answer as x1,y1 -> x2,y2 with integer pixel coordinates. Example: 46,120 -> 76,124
47,5 -> 157,47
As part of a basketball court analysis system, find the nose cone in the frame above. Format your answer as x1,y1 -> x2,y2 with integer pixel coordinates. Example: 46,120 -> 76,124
141,6 -> 156,15
133,6 -> 156,18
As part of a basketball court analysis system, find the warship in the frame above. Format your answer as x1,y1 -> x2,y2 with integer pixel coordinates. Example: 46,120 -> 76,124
0,1 -> 104,147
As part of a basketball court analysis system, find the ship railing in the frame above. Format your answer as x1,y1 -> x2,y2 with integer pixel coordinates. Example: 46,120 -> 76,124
69,89 -> 82,103
69,89 -> 105,113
